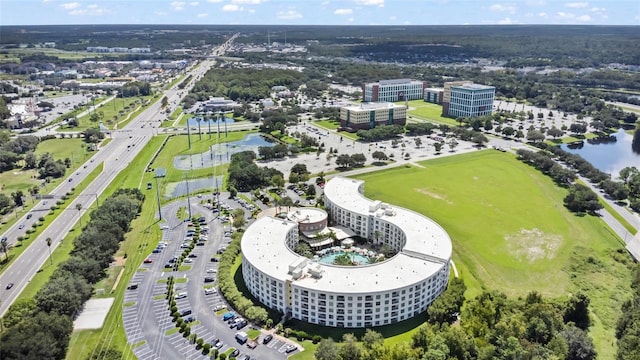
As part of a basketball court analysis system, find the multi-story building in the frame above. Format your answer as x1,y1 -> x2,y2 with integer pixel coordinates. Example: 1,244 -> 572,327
363,79 -> 426,102
339,102 -> 406,131
423,88 -> 444,104
241,177 -> 452,328
442,81 -> 495,118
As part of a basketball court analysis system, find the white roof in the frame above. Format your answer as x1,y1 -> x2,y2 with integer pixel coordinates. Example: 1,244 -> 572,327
342,102 -> 405,112
287,208 -> 326,224
241,177 -> 452,294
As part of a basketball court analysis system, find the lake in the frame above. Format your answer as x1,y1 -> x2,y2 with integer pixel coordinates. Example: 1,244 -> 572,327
172,133 -> 274,170
561,129 -> 640,177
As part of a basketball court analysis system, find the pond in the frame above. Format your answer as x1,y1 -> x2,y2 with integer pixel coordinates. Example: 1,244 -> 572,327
164,176 -> 224,198
186,116 -> 235,127
172,133 -> 275,170
561,129 -> 640,177
319,251 -> 371,265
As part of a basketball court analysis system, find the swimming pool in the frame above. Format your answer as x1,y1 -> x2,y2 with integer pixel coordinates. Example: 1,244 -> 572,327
319,251 -> 370,265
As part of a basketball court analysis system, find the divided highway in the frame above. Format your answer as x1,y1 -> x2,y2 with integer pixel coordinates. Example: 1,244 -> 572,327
0,35 -> 238,316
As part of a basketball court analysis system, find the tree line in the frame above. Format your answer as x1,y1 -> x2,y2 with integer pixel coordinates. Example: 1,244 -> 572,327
0,189 -> 143,360
227,150 -> 284,192
312,278 -> 594,360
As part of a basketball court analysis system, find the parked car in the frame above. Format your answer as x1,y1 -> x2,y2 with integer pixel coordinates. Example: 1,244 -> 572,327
143,258 -> 153,264
262,334 -> 273,344
175,292 -> 187,299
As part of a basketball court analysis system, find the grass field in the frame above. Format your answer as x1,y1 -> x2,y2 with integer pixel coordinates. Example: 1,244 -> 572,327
69,95 -> 154,131
355,150 -> 631,358
404,100 -> 459,126
312,119 -> 359,140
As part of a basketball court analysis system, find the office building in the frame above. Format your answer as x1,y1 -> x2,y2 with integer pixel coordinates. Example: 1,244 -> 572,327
363,79 -> 426,102
442,81 -> 495,118
339,102 -> 406,131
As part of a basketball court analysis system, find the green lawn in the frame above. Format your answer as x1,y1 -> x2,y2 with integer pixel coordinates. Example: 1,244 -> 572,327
68,95 -> 153,131
312,120 -> 359,140
354,150 -> 630,358
404,100 -> 459,126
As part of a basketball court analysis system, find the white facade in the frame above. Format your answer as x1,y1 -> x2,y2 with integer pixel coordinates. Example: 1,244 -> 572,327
241,177 -> 452,328
363,79 -> 426,102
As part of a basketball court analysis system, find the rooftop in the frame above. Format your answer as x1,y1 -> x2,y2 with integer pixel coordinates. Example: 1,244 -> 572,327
241,177 -> 452,294
342,102 -> 406,112
452,83 -> 495,91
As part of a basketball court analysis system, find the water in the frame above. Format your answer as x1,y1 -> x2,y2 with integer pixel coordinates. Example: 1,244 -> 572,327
561,129 -> 640,177
172,133 -> 275,170
164,176 -> 224,198
319,251 -> 370,265
187,116 -> 235,127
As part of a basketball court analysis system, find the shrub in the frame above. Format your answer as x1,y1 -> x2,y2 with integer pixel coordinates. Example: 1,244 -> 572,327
312,335 -> 322,344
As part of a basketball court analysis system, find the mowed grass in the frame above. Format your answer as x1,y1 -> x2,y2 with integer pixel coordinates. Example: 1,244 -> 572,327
355,150 -> 630,357
404,100 -> 459,126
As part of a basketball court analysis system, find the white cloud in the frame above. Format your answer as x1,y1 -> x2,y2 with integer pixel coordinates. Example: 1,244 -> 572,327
232,0 -> 264,4
403,20 -> 411,25
222,4 -> 243,11
42,0 -> 54,3
590,7 -> 605,12
87,4 -> 98,9
321,1 -> 330,5
526,0 -> 546,5
190,1 -> 200,5
556,11 -> 591,21
68,5 -> 109,16
248,8 -> 255,13
538,12 -> 548,17
155,10 -> 169,16
498,17 -> 519,24
277,10 -> 303,20
490,4 -> 516,14
576,14 -> 591,21
171,1 -> 186,11
347,17 -> 355,22
60,2 -> 80,10
355,0 -> 384,6
334,8 -> 353,15
207,0 -> 223,3
196,12 -> 208,18
565,2 -> 588,8
389,15 -> 396,20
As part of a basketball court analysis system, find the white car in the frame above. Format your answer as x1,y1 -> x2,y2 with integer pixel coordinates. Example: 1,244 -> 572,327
175,292 -> 187,299
184,258 -> 194,263
206,268 -> 217,273
204,288 -> 216,295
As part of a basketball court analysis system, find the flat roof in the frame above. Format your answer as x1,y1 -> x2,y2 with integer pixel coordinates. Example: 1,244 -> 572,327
287,208 -> 327,224
452,83 -> 495,91
342,102 -> 405,112
241,177 -> 452,294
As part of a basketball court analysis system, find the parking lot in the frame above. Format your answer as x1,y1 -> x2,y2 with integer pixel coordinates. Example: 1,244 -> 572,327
121,199 -> 297,360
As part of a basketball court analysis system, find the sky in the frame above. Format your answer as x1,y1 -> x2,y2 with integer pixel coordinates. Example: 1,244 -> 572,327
1,0 -> 639,26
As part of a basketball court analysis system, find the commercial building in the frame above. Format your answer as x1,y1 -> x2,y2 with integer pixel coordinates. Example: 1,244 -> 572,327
442,81 -> 495,118
423,88 -> 444,104
339,103 -> 406,131
241,177 -> 452,328
363,79 -> 426,102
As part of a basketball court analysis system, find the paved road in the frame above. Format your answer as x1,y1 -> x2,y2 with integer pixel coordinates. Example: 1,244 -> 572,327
0,36 -> 229,315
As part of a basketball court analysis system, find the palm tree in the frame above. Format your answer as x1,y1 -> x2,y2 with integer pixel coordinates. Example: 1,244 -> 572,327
45,237 -> 53,265
196,117 -> 202,140
1,237 -> 9,261
76,203 -> 83,227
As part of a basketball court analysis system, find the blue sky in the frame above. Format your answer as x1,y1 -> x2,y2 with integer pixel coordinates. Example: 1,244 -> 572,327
1,0 -> 639,26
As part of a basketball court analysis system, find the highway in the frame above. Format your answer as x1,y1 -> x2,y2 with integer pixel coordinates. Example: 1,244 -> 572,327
0,34 -> 238,316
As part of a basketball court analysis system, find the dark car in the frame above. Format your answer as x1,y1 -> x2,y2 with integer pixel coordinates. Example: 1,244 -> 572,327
180,309 -> 192,316
262,334 -> 273,344
204,277 -> 215,283
188,253 -> 198,258
210,257 -> 220,262
231,349 -> 240,357
26,213 -> 33,219
5,283 -> 14,290
184,316 -> 195,323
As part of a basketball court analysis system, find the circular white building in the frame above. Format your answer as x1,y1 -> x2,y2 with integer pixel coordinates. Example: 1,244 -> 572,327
241,176 -> 452,328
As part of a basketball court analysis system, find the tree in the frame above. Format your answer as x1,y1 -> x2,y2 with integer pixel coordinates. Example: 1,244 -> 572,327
76,203 -> 83,227
11,190 -> 24,207
415,138 -> 423,148
471,132 -> 488,147
434,142 -> 443,154
527,130 -> 546,143
315,338 -> 340,360
0,193 -> 14,215
336,154 -> 353,168
340,333 -> 362,360
448,139 -> 458,152
547,127 -> 565,139
24,151 -> 37,169
361,329 -> 384,349
0,311 -> 73,360
371,151 -> 388,162
306,185 -> 316,197
565,293 -> 591,330
161,96 -> 169,108
46,237 -> 53,265
351,153 -> 367,166
563,184 -> 603,214
569,123 -> 588,135
562,325 -> 597,360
